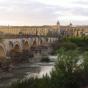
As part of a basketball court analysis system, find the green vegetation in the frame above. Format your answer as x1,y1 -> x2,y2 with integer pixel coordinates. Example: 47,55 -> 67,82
52,36 -> 88,52
67,37 -> 88,51
8,47 -> 88,88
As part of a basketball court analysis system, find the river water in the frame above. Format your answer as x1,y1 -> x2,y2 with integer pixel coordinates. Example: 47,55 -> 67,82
0,62 -> 55,88
26,62 -> 54,78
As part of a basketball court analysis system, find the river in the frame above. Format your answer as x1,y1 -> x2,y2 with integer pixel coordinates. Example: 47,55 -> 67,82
0,61 -> 55,88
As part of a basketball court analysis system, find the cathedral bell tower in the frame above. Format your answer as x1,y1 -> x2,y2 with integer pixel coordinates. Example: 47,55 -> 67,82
69,22 -> 72,27
57,20 -> 60,33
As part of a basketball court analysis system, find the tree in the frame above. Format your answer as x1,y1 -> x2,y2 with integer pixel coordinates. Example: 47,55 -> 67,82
51,48 -> 88,88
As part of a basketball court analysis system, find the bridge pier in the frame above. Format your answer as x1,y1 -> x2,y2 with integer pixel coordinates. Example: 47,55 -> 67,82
0,43 -> 7,62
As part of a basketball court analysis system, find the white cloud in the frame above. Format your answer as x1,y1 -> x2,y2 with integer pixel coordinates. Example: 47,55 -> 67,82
0,0 -> 87,25
35,0 -> 75,5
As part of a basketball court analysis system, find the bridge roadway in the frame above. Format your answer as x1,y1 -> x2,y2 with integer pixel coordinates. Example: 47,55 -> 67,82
0,34 -> 58,60
0,34 -> 59,39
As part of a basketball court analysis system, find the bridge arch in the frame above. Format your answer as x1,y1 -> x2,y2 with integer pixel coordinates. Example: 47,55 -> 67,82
0,43 -> 6,59
13,41 -> 21,52
23,40 -> 30,50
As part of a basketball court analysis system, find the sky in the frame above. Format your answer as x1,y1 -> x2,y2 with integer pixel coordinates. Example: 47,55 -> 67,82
0,0 -> 88,26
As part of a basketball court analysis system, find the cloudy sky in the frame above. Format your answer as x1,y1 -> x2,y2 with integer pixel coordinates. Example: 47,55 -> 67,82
0,0 -> 88,25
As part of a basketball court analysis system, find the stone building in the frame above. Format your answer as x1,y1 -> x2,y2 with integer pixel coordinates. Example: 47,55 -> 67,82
0,21 -> 60,36
60,23 -> 88,37
0,21 -> 88,37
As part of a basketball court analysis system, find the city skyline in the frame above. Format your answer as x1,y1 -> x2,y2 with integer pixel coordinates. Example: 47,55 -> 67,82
0,0 -> 88,26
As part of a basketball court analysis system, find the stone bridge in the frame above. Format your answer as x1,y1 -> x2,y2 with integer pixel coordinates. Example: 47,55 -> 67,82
0,36 -> 58,59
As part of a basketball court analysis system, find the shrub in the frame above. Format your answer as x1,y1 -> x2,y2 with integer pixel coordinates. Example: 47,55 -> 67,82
59,42 -> 78,50
51,48 -> 88,88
